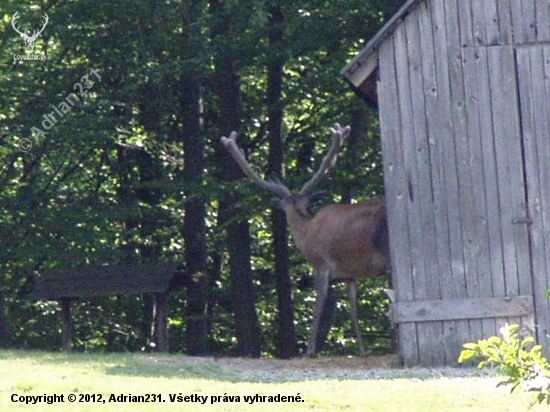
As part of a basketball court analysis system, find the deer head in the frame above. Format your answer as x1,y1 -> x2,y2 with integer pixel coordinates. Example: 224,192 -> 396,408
221,124 -> 389,357
221,123 -> 350,220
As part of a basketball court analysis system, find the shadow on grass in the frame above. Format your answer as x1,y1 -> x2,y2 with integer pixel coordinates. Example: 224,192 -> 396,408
0,350 -> 252,382
103,356 -> 241,382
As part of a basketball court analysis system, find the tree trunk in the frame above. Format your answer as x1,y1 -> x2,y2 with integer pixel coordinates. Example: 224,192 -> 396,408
181,75 -> 209,356
211,0 -> 261,358
266,4 -> 297,359
220,201 -> 262,357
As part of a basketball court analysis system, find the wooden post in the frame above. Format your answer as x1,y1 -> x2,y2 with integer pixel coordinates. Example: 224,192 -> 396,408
154,293 -> 169,353
60,298 -> 72,352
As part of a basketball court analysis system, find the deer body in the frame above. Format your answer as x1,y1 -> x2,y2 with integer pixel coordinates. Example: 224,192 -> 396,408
221,124 -> 390,357
283,198 -> 388,281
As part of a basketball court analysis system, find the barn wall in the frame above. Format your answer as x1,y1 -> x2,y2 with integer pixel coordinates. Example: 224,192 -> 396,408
516,45 -> 550,352
456,0 -> 550,47
378,0 -> 537,366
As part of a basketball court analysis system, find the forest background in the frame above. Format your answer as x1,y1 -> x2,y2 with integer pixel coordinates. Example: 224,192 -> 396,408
0,0 -> 404,358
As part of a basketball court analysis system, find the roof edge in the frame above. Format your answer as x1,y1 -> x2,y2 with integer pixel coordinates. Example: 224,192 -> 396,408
340,0 -> 423,83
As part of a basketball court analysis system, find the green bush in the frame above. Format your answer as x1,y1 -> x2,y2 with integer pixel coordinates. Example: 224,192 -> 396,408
459,323 -> 550,407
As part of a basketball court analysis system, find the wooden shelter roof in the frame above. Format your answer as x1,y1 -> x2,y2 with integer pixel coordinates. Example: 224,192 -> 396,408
340,0 -> 422,99
32,263 -> 177,300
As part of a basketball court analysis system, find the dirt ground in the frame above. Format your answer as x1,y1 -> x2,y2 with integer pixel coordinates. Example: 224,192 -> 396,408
145,354 -> 488,381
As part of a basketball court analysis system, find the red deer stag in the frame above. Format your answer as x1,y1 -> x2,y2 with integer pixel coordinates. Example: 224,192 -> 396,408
221,124 -> 390,357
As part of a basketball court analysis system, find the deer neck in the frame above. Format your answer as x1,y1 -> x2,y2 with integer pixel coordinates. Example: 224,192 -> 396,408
284,203 -> 311,253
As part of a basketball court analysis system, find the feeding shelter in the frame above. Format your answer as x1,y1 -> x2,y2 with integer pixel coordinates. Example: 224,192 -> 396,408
342,0 -> 550,366
32,264 -> 177,352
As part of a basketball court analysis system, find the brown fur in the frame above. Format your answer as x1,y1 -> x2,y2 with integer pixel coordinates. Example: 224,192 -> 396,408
281,196 -> 390,356
221,125 -> 390,356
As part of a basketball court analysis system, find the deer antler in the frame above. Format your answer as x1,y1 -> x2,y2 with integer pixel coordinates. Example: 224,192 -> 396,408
27,13 -> 49,43
221,131 -> 292,198
11,11 -> 48,43
11,11 -> 25,37
298,123 -> 350,196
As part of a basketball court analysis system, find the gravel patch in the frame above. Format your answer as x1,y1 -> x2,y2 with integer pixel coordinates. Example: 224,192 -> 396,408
142,354 -> 497,382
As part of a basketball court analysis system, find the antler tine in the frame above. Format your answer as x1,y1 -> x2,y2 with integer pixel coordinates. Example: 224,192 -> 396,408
221,132 -> 292,198
29,13 -> 48,41
11,11 -> 23,35
299,123 -> 350,196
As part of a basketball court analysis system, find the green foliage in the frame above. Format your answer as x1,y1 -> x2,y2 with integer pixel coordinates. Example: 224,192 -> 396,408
458,323 -> 550,407
0,0 -> 400,356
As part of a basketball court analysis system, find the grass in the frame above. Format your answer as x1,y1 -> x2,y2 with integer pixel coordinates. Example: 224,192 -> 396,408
0,350 -> 547,411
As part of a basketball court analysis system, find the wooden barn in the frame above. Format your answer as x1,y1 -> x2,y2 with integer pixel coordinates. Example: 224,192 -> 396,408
342,0 -> 550,366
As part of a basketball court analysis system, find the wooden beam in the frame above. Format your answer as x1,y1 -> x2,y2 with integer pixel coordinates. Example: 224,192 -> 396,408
60,298 -> 72,352
341,0 -> 422,79
391,295 -> 534,323
343,51 -> 379,89
34,263 -> 176,300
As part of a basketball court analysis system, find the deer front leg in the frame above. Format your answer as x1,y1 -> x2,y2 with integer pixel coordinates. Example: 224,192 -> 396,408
314,285 -> 338,354
304,270 -> 330,357
347,280 -> 367,357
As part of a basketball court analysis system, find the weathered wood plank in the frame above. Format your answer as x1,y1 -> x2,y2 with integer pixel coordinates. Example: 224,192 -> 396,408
394,19 -> 428,302
481,318 -> 497,343
378,34 -> 418,367
467,47 -> 507,298
482,0 -> 499,45
392,295 -> 534,323
415,2 -> 443,367
379,33 -> 414,305
488,46 -> 531,299
34,264 -> 177,299
453,320 -> 473,364
539,45 -> 550,352
536,0 -> 550,41
442,0 -> 483,361
431,0 -> 465,301
487,47 -> 518,297
496,0 -> 513,44
343,50 -> 378,90
509,0 -> 523,44
456,0 -> 474,47
441,320 -> 463,365
417,322 -> 445,366
470,0 -> 487,46
409,3 -> 440,300
462,48 -> 502,343
521,0 -> 537,43
517,45 -> 550,354
461,47 -> 494,344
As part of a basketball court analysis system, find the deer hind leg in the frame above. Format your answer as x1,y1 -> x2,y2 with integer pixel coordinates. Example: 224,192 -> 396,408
305,270 -> 330,357
347,280 -> 367,357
